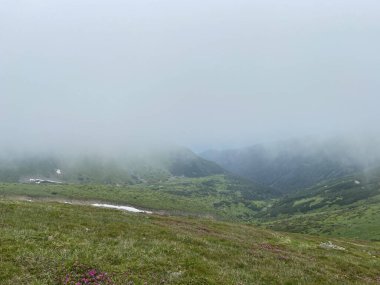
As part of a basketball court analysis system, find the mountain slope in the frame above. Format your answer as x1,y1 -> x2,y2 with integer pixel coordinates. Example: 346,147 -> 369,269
0,173 -> 278,221
0,146 -> 279,217
0,146 -> 226,184
1,199 -> 379,284
257,167 -> 380,240
201,137 -> 380,193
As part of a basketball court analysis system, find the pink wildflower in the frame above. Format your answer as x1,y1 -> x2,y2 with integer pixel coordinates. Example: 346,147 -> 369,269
88,269 -> 97,277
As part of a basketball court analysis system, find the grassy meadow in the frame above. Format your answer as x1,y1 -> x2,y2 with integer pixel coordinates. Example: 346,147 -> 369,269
261,201 -> 380,241
1,198 -> 379,284
258,173 -> 380,241
0,176 -> 271,220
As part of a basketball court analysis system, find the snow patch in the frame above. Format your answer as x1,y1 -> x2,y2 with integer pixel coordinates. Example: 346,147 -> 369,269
29,178 -> 62,184
91,203 -> 152,214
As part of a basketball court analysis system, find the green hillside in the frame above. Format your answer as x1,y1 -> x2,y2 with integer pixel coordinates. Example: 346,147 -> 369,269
1,199 -> 379,285
0,174 -> 277,221
201,137 -> 380,193
1,144 -> 379,243
258,168 -> 380,240
0,147 -> 226,184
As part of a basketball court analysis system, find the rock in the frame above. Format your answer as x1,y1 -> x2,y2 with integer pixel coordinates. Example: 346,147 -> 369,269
319,241 -> 345,251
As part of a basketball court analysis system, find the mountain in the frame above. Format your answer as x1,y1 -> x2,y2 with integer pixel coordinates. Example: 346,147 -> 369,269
0,146 -> 279,217
257,167 -> 380,240
0,146 -> 226,184
201,136 -> 380,193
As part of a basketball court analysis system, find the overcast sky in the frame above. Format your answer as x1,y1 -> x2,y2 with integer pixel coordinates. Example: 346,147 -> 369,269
1,0 -> 379,151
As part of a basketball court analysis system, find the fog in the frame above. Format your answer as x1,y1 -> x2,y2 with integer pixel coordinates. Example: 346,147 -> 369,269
1,0 -> 380,152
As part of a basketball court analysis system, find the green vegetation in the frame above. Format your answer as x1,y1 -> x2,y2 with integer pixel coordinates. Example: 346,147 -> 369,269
0,174 -> 274,221
258,169 -> 380,240
200,138 -> 378,193
1,147 -> 380,284
1,199 -> 379,284
1,166 -> 379,241
0,147 -> 226,184
262,202 -> 380,241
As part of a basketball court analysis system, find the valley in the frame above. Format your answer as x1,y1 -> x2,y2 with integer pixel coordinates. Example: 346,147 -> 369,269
1,141 -> 379,284
2,0 -> 379,283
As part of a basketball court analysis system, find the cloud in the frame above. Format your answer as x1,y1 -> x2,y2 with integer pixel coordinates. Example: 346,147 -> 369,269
1,0 -> 379,150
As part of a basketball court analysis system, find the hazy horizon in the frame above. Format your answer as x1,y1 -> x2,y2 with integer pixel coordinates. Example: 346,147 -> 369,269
1,0 -> 380,152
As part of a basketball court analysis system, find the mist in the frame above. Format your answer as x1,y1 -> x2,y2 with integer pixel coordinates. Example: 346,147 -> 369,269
1,0 -> 380,152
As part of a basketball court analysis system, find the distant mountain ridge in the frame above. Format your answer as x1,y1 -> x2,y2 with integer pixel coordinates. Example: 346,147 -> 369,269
0,146 -> 226,184
201,136 -> 380,193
